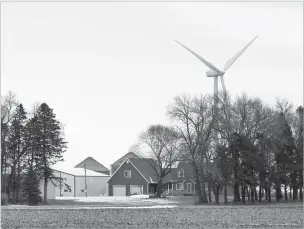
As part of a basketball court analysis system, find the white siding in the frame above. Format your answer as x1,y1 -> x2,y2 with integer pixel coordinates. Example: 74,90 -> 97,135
53,171 -> 75,197
75,176 -> 110,197
39,180 -> 56,200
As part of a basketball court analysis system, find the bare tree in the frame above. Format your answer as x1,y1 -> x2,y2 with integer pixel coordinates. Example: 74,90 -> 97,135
140,124 -> 181,197
128,143 -> 148,158
167,94 -> 216,204
1,91 -> 18,193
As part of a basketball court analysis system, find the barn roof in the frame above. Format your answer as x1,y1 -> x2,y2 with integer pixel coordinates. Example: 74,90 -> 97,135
74,157 -> 110,175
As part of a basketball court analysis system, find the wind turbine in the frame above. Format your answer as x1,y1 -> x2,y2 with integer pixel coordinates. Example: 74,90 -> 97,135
175,35 -> 258,97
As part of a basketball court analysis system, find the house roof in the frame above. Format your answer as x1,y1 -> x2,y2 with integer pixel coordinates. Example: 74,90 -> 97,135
128,158 -> 158,183
74,157 -> 110,174
162,168 -> 178,182
111,152 -> 142,165
177,161 -> 221,179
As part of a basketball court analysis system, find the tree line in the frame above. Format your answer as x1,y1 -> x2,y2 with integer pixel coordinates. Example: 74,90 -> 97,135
1,91 -> 67,205
134,92 -> 303,204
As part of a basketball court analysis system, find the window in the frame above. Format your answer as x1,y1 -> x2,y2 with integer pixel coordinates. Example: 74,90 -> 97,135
124,170 -> 131,178
177,168 -> 184,178
176,183 -> 183,190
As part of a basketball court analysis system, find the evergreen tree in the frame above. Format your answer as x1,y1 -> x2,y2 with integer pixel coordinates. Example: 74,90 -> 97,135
35,103 -> 67,204
7,104 -> 27,203
215,144 -> 233,204
23,168 -> 42,206
272,112 -> 295,201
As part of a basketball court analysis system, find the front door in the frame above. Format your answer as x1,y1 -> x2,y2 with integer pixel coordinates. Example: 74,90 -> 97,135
186,183 -> 192,193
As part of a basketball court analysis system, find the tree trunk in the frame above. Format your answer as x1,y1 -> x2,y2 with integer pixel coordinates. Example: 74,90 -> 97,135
276,185 -> 281,202
233,182 -> 241,203
293,184 -> 298,200
1,127 -> 7,193
156,181 -> 162,198
1,153 -> 5,193
289,186 -> 292,200
268,187 -> 271,203
224,182 -> 228,205
291,171 -> 298,200
16,164 -> 21,202
284,183 -> 288,200
241,183 -> 246,204
199,167 -> 208,203
246,186 -> 250,201
265,187 -> 268,200
259,184 -> 262,202
208,180 -> 212,204
43,175 -> 48,204
254,187 -> 258,201
201,182 -> 208,203
299,170 -> 303,200
213,186 -> 220,205
195,171 -> 204,204
251,186 -> 254,204
2,156 -> 7,194
12,179 -> 16,204
16,147 -> 21,203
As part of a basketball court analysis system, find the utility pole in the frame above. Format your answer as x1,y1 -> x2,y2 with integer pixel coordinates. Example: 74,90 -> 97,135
84,164 -> 87,197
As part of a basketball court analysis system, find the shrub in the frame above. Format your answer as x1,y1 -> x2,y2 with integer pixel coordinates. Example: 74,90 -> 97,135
1,193 -> 8,206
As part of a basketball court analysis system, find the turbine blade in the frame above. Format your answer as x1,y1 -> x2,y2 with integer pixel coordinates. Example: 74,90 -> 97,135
220,75 -> 226,95
223,35 -> 258,72
175,40 -> 222,73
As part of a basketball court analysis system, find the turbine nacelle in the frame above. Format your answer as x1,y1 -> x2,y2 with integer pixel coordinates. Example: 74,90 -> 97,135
206,70 -> 224,78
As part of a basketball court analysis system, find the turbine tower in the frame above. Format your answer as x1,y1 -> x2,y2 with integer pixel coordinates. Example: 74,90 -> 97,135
175,35 -> 258,97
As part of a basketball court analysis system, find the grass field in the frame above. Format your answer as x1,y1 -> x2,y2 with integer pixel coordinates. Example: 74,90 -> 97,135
2,196 -> 303,229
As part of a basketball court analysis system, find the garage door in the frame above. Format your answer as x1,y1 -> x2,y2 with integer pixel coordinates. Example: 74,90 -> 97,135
113,185 -> 126,196
130,185 -> 143,195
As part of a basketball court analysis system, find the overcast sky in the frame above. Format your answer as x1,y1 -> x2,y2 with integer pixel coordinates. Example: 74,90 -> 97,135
2,2 -> 302,171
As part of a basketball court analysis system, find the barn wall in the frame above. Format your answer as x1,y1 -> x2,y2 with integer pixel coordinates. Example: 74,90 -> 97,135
53,171 -> 75,197
39,180 -> 56,200
75,176 -> 110,197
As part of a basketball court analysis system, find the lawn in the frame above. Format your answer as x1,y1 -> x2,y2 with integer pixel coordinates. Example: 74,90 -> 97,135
2,203 -> 303,229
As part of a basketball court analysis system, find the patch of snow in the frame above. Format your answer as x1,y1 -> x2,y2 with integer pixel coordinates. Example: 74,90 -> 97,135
55,196 -> 177,204
3,205 -> 178,210
129,195 -> 149,199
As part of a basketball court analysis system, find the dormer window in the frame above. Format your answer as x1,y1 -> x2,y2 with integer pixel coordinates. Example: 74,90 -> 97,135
177,168 -> 184,178
124,170 -> 131,178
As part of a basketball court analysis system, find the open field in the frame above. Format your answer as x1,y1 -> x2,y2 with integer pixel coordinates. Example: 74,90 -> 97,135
2,204 -> 303,229
2,196 -> 303,229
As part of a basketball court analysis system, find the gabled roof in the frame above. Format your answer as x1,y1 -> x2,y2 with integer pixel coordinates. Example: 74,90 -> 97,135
111,152 -> 142,165
128,158 -> 158,183
108,157 -> 159,183
74,157 -> 110,174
